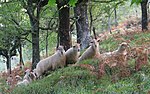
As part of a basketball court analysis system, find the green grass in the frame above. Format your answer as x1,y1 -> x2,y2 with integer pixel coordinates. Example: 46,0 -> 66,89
10,32 -> 150,94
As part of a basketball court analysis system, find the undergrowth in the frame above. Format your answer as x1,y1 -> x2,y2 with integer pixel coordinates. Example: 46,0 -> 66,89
9,32 -> 150,94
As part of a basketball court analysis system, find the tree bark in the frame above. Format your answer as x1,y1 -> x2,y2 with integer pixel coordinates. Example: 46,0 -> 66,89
74,1 -> 91,50
114,8 -> 118,27
6,56 -> 9,73
8,53 -> 11,74
18,42 -> 24,68
46,30 -> 48,57
141,0 -> 148,31
57,1 -> 71,51
89,5 -> 93,34
27,0 -> 40,69
108,15 -> 112,34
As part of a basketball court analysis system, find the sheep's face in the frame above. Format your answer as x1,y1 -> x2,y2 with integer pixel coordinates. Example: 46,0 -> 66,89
30,72 -> 37,81
24,69 -> 31,75
32,69 -> 38,79
73,43 -> 80,52
118,42 -> 130,52
90,39 -> 99,49
15,75 -> 22,81
57,46 -> 65,55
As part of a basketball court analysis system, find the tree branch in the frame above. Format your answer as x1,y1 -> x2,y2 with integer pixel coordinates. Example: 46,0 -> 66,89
92,0 -> 116,3
0,1 -> 17,5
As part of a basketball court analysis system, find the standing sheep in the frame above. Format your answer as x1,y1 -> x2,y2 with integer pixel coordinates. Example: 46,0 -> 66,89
77,39 -> 100,63
34,46 -> 66,78
65,44 -> 80,65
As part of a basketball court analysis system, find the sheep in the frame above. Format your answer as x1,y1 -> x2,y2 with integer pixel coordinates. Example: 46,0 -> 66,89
15,75 -> 22,81
34,46 -> 66,78
77,39 -> 100,63
16,77 -> 31,86
16,72 -> 33,86
6,75 -> 13,86
65,44 -> 80,65
23,69 -> 31,80
100,42 -> 130,68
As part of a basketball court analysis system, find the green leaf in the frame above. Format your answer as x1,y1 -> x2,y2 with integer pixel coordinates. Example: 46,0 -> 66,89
135,0 -> 142,5
130,0 -> 136,6
130,0 -> 142,6
48,0 -> 56,7
69,0 -> 78,7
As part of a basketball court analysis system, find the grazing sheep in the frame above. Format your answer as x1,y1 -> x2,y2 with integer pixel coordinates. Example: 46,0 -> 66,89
65,44 -> 80,64
34,46 -> 66,78
77,39 -> 100,63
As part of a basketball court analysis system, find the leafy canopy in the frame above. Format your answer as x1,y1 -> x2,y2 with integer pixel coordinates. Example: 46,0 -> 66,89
131,0 -> 142,5
48,0 -> 78,7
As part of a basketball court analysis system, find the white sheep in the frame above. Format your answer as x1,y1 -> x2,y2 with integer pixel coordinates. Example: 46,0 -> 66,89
15,75 -> 22,81
6,75 -> 13,86
100,42 -> 130,67
77,39 -> 100,63
16,71 -> 33,86
34,46 -> 66,78
16,79 -> 31,86
65,44 -> 80,64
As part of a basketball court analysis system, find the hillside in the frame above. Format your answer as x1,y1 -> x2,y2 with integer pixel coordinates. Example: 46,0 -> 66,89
8,31 -> 150,94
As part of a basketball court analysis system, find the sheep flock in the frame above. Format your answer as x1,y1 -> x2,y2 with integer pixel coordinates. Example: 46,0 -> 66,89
6,39 -> 136,87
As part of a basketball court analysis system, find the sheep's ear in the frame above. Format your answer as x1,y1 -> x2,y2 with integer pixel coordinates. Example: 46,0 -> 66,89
24,71 -> 26,75
80,43 -> 82,46
96,38 -> 101,42
60,50 -> 64,55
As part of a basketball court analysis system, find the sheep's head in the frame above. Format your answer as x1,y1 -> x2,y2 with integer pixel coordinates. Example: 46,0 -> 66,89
15,75 -> 22,81
73,43 -> 80,52
31,69 -> 38,80
117,42 -> 130,53
90,39 -> 100,50
24,69 -> 31,75
57,46 -> 65,55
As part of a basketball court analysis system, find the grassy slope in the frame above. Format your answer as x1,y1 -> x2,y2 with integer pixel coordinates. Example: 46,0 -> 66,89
11,32 -> 150,94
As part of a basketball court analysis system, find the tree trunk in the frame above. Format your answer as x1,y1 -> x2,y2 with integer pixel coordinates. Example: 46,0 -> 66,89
114,8 -> 118,27
57,1 -> 71,51
27,1 -> 40,69
89,5 -> 93,34
6,56 -> 10,73
8,54 -> 11,74
141,0 -> 148,31
108,15 -> 112,34
74,1 -> 91,50
46,30 -> 48,57
101,19 -> 104,32
31,16 -> 40,69
18,43 -> 24,69
5,50 -> 11,74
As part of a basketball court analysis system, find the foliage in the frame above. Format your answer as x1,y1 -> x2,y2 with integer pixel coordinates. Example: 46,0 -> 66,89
68,0 -> 78,7
48,0 -> 78,7
131,0 -> 142,5
48,0 -> 56,7
0,0 -> 150,93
